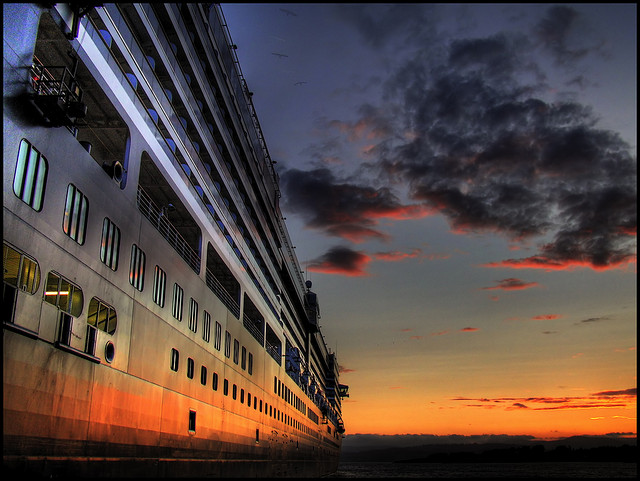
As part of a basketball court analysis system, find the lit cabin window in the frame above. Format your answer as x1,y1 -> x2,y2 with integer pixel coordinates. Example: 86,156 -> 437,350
153,265 -> 166,307
3,242 -> 41,295
43,271 -> 83,317
129,244 -> 145,291
14,139 -> 48,211
62,184 -> 89,244
172,283 -> 184,321
87,297 -> 117,335
100,217 -> 120,271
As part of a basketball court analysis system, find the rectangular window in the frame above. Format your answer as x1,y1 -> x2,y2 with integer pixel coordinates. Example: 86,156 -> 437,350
248,352 -> 253,375
43,271 -> 83,317
14,139 -> 48,211
233,338 -> 239,364
200,365 -> 207,385
170,348 -> 179,371
214,321 -> 222,350
202,310 -> 211,342
153,265 -> 166,307
188,297 -> 198,332
3,242 -> 40,295
241,346 -> 247,370
223,378 -> 229,396
224,330 -> 231,358
212,372 -> 219,391
87,297 -> 117,334
129,244 -> 145,291
188,410 -> 196,433
100,217 -> 120,270
187,357 -> 194,379
63,184 -> 89,244
172,283 -> 183,321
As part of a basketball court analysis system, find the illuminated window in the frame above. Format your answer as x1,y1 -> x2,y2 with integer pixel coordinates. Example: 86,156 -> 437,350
172,283 -> 184,321
63,184 -> 89,244
14,139 -> 48,211
153,265 -> 166,307
188,297 -> 198,332
100,217 -> 120,270
87,297 -> 117,334
43,271 -> 83,317
3,242 -> 40,295
129,244 -> 145,291
202,310 -> 211,342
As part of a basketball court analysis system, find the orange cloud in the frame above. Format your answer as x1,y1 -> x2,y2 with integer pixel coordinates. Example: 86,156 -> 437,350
482,255 -> 636,272
453,388 -> 636,411
531,314 -> 562,320
374,248 -> 423,262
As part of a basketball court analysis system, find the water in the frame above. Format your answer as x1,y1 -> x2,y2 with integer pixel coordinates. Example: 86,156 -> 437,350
325,461 -> 637,478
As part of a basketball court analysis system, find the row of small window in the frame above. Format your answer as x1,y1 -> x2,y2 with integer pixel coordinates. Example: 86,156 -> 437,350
274,376 -> 309,418
12,139 -> 213,341
3,242 -> 116,334
171,348 -> 314,436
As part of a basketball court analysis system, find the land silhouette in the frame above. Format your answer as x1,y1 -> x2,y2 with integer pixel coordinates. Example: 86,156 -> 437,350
340,435 -> 637,464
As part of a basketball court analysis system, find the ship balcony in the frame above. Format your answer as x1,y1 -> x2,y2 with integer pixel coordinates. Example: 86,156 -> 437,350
29,58 -> 87,127
137,185 -> 201,273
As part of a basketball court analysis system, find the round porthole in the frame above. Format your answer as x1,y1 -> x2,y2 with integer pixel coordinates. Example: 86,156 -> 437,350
105,341 -> 115,363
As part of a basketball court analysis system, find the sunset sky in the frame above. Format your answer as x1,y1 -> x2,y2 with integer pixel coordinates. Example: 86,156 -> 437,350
221,3 -> 637,440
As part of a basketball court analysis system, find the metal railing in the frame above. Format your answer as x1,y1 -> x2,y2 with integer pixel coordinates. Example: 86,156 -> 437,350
136,186 -> 201,273
204,268 -> 240,319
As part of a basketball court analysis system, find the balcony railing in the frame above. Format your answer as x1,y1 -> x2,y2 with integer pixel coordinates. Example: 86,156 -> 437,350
204,268 -> 240,319
136,186 -> 201,273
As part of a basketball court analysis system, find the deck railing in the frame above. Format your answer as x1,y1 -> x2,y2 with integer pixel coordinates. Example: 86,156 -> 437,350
136,186 -> 201,273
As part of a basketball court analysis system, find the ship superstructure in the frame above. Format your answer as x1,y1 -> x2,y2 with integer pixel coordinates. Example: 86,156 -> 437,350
3,3 -> 347,477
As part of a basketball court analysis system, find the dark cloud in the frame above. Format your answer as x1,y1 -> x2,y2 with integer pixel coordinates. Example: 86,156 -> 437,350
481,278 -> 539,291
533,5 -> 602,66
280,5 -> 636,272
306,245 -> 371,277
280,167 -> 430,243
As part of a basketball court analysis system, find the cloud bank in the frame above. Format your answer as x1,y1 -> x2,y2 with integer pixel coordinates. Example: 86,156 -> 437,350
280,5 -> 636,276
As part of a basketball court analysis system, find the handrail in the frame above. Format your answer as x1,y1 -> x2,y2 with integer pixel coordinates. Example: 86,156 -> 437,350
136,186 -> 201,273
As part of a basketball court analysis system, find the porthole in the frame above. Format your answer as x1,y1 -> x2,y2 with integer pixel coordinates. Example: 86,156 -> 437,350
105,341 -> 115,363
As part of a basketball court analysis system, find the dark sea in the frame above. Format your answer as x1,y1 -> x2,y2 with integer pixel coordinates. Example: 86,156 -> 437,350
325,461 -> 637,478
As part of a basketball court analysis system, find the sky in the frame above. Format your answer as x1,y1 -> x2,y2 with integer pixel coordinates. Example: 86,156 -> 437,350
220,3 -> 637,440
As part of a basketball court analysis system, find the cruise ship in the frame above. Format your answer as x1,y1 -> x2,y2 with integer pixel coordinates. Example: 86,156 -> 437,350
3,3 -> 348,477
